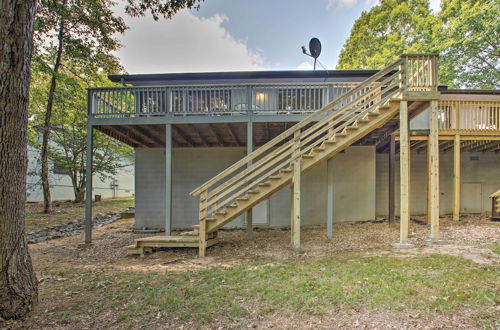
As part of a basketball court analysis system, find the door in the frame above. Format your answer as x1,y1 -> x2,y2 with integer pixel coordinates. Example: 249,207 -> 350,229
462,183 -> 482,213
251,199 -> 269,225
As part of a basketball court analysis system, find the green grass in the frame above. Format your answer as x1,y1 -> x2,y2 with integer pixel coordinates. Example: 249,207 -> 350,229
25,197 -> 134,231
35,253 -> 499,328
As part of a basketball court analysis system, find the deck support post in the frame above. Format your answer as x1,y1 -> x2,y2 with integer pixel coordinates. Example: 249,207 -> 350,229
165,123 -> 172,236
326,158 -> 334,238
198,190 -> 208,257
427,100 -> 444,245
291,131 -> 301,252
388,134 -> 396,223
246,120 -> 253,240
84,123 -> 94,244
453,134 -> 461,221
393,100 -> 413,249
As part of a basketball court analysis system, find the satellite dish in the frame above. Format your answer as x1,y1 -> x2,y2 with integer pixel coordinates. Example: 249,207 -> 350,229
309,38 -> 322,59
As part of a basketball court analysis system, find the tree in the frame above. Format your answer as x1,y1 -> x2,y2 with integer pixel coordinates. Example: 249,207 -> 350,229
437,0 -> 499,88
34,0 -> 127,213
0,0 -> 205,319
29,63 -> 133,203
0,0 -> 39,320
336,0 -> 436,70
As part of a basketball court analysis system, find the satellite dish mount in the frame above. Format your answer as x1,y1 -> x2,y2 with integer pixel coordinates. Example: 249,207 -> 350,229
301,37 -> 322,70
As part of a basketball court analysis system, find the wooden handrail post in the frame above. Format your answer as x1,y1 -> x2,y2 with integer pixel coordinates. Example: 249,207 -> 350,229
399,55 -> 407,94
453,134 -> 461,221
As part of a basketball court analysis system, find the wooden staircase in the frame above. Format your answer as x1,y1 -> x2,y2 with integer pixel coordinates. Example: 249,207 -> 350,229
130,54 -> 439,257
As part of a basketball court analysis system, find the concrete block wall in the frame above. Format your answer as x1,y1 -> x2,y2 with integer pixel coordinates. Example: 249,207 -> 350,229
376,151 -> 500,216
134,145 -> 376,229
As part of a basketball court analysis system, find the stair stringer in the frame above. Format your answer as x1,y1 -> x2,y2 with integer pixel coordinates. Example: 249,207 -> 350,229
204,100 -> 402,233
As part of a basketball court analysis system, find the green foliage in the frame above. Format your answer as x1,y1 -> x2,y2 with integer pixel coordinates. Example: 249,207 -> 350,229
125,0 -> 205,20
336,0 -> 436,70
29,59 -> 133,202
336,0 -> 499,89
437,0 -> 499,88
34,0 -> 127,74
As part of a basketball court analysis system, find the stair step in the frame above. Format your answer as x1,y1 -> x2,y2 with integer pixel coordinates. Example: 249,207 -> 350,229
302,154 -> 315,159
313,146 -> 326,152
227,203 -> 238,208
269,175 -> 281,180
215,210 -> 227,216
367,111 -> 380,117
358,118 -> 370,123
279,168 -> 292,174
247,189 -> 259,194
324,140 -> 336,145
237,196 -> 249,202
180,231 -> 199,236
258,182 -> 271,187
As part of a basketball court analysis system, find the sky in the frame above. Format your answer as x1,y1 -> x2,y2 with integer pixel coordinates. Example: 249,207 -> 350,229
115,0 -> 441,74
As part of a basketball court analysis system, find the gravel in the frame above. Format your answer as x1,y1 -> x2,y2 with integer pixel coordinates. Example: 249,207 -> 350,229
25,207 -> 134,244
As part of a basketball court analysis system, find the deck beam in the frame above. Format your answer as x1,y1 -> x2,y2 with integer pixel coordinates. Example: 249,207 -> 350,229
326,157 -> 334,238
428,100 -> 443,244
246,120 -> 253,240
84,122 -> 94,244
165,123 -> 173,235
394,100 -> 413,248
453,134 -> 460,221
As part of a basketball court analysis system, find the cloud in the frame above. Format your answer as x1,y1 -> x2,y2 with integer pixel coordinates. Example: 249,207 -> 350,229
295,61 -> 314,70
325,0 -> 358,9
116,10 -> 267,74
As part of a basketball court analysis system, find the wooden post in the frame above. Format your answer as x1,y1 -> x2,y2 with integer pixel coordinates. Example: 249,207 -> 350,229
84,123 -> 94,244
326,158 -> 334,238
246,120 -> 253,240
393,100 -> 413,248
426,138 -> 431,224
291,130 -> 301,251
165,123 -> 172,236
453,134 -> 461,221
198,190 -> 207,257
428,100 -> 443,244
388,134 -> 396,223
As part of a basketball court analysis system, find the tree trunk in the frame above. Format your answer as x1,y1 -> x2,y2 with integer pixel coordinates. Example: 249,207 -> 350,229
41,19 -> 65,214
0,0 -> 39,320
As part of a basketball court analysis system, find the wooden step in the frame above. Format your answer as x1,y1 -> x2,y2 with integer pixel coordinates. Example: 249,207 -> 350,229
313,146 -> 326,152
302,154 -> 315,159
324,140 -> 336,145
258,182 -> 271,187
279,168 -> 292,174
237,196 -> 249,202
247,189 -> 259,194
367,111 -> 380,117
215,210 -> 227,216
130,235 -> 220,252
269,175 -> 281,180
227,203 -> 238,208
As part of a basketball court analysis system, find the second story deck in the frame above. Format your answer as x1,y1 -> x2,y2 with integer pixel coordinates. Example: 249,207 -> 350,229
88,57 -> 500,150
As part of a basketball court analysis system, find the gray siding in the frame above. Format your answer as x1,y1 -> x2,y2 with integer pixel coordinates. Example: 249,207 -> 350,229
376,151 -> 500,216
135,145 -> 376,229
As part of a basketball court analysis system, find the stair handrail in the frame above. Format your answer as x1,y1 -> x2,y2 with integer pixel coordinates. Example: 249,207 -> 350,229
190,59 -> 404,197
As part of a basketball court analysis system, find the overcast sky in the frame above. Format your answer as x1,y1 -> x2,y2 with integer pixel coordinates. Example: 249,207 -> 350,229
115,0 -> 441,74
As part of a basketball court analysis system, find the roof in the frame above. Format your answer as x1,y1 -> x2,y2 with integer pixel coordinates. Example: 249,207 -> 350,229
108,69 -> 382,85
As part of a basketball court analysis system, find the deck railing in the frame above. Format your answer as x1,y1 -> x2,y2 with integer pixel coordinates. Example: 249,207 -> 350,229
438,100 -> 500,130
88,83 -> 367,118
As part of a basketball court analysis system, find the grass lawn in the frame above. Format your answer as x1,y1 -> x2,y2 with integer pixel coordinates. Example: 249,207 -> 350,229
25,197 -> 134,231
23,252 -> 499,329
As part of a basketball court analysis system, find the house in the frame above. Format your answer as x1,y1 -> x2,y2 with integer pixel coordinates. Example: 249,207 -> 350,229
26,145 -> 135,202
84,54 -> 500,256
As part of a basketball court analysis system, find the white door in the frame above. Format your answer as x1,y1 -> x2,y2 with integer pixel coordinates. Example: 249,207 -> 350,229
251,199 -> 269,225
462,183 -> 482,213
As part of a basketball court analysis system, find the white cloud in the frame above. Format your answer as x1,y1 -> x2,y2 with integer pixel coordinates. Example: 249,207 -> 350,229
429,0 -> 441,12
325,0 -> 358,9
295,61 -> 314,70
116,10 -> 267,74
